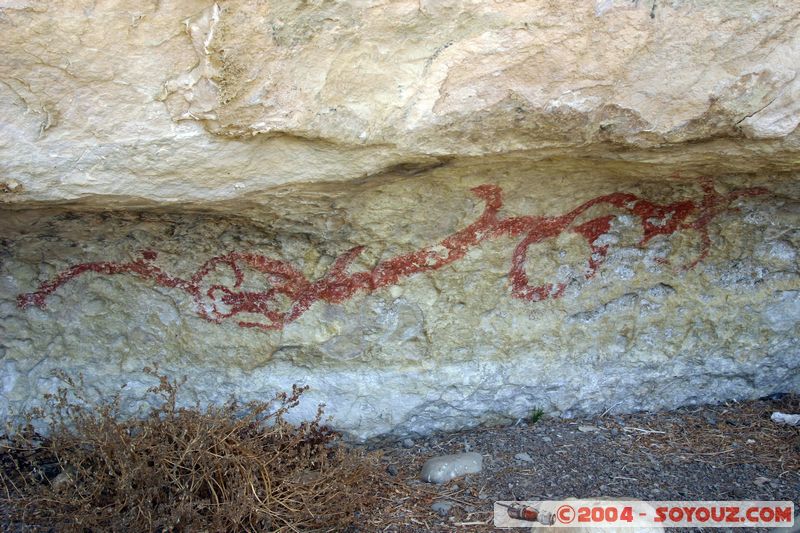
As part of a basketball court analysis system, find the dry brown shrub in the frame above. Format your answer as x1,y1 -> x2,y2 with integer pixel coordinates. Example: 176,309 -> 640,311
0,367 -> 389,532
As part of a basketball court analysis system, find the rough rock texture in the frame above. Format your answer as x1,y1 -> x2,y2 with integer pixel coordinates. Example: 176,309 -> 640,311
1,1 -> 799,439
2,167 -> 799,438
1,0 -> 800,205
420,452 -> 483,484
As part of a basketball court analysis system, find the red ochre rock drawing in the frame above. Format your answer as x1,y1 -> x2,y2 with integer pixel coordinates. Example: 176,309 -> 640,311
17,179 -> 767,331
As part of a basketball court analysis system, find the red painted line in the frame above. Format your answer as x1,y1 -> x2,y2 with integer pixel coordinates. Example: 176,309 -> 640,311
17,178 -> 768,331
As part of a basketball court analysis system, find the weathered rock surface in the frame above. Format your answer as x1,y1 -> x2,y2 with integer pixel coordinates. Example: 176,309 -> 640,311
1,169 -> 798,438
421,452 -> 483,484
1,1 -> 799,205
0,1 -> 799,439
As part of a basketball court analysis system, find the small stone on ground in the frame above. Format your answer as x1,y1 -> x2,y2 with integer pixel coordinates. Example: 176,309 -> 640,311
430,500 -> 453,516
420,452 -> 483,484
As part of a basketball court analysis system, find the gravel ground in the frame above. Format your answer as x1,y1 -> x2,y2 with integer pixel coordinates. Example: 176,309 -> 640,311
360,395 -> 800,532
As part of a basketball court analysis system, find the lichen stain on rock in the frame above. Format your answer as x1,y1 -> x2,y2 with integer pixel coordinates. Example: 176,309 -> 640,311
17,178 -> 768,332
1,180 -> 24,194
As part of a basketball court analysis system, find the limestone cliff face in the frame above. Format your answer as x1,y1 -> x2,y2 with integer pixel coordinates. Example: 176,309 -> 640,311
2,167 -> 799,438
0,1 -> 798,438
1,0 -> 799,204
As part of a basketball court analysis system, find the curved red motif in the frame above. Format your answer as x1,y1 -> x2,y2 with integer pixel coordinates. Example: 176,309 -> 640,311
17,179 -> 767,331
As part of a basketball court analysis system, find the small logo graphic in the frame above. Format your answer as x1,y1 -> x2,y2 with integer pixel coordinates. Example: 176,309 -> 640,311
556,504 -> 575,524
496,502 -> 554,525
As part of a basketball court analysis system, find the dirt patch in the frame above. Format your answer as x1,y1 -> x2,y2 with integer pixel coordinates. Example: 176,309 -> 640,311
361,395 -> 800,532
